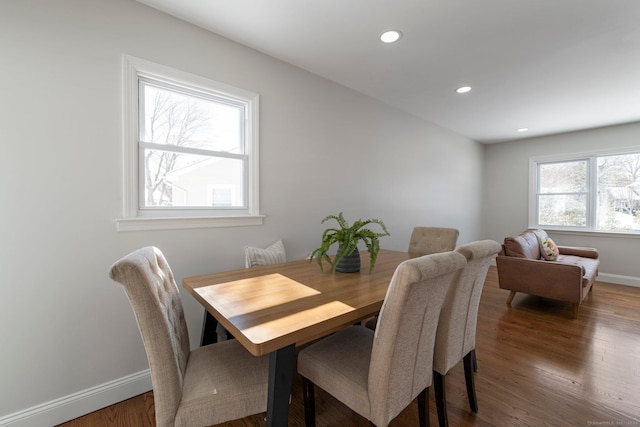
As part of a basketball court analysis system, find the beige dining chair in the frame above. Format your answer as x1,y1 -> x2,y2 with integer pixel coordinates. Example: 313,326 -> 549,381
297,251 -> 467,427
365,227 -> 460,330
432,240 -> 501,427
408,227 -> 460,255
109,246 -> 270,427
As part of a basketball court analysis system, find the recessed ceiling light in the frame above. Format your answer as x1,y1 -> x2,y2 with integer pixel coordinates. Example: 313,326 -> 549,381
517,128 -> 529,132
380,30 -> 402,43
456,86 -> 472,94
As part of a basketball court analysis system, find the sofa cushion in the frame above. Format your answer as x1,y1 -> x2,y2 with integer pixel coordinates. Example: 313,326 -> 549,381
539,236 -> 560,261
557,254 -> 599,287
503,230 -> 543,259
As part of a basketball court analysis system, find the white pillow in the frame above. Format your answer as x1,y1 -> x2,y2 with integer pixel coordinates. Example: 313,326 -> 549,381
245,240 -> 286,268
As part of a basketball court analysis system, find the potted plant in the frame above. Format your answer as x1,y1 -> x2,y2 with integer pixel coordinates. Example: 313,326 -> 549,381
310,212 -> 390,273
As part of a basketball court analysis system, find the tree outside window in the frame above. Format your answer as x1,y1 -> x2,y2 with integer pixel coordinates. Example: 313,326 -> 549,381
537,160 -> 588,227
119,56 -> 260,231
597,153 -> 640,231
139,81 -> 246,210
534,152 -> 640,233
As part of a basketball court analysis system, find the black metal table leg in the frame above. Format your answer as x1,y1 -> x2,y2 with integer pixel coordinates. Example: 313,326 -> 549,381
200,311 -> 218,346
266,343 -> 295,427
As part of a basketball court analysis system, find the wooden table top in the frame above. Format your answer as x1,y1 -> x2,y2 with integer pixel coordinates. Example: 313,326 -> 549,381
182,249 -> 411,356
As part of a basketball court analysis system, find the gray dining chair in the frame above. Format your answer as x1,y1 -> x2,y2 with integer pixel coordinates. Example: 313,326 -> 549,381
408,227 -> 460,255
432,240 -> 501,427
109,246 -> 269,427
297,251 -> 467,427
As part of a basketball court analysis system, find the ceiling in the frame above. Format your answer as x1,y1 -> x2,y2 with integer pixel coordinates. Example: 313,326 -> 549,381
137,0 -> 640,143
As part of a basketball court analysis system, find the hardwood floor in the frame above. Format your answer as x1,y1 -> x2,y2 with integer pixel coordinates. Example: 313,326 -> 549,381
59,267 -> 640,426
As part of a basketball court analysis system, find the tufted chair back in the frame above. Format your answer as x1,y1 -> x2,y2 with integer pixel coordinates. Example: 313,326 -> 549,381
109,246 -> 190,426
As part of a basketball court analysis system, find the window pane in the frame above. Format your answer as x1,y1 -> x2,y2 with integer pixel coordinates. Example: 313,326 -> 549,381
596,153 -> 640,231
539,161 -> 587,193
538,194 -> 587,227
141,83 -> 243,154
143,149 -> 244,208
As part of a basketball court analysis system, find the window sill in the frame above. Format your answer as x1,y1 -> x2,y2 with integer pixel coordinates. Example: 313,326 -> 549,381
116,215 -> 264,232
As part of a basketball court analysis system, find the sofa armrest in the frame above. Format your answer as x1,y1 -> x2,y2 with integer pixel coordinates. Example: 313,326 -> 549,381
496,255 -> 584,303
558,246 -> 599,259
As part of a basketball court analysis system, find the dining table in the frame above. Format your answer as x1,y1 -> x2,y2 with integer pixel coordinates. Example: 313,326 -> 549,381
182,249 -> 412,427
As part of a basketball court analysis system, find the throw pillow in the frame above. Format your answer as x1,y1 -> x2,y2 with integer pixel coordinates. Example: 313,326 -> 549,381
539,236 -> 559,261
245,239 -> 286,268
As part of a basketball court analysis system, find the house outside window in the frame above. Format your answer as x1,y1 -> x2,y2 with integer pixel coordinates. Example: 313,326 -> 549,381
530,150 -> 640,234
208,185 -> 234,207
118,56 -> 262,231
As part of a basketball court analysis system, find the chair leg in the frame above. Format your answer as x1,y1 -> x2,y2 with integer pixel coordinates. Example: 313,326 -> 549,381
472,349 -> 477,372
506,290 -> 516,305
418,387 -> 429,427
463,352 -> 478,412
434,371 -> 448,427
302,377 -> 316,427
572,303 -> 579,319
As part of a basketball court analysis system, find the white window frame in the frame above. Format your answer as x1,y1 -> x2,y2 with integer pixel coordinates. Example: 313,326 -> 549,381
117,55 -> 263,231
529,147 -> 640,236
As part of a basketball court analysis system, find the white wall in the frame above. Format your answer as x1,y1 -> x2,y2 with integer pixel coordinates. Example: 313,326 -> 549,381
0,0 -> 483,424
483,121 -> 640,283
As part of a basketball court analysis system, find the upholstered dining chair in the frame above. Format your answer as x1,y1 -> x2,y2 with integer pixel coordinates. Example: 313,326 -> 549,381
432,240 -> 501,427
297,251 -> 467,427
365,227 -> 460,331
408,227 -> 460,256
109,246 -> 270,427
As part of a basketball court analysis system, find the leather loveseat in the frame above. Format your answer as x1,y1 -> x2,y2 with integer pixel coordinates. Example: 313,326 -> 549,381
496,229 -> 599,318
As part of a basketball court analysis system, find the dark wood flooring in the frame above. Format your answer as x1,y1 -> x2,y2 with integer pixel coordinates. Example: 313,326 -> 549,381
59,267 -> 640,426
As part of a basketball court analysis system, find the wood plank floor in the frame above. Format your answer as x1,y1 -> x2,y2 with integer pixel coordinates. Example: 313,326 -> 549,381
59,267 -> 640,426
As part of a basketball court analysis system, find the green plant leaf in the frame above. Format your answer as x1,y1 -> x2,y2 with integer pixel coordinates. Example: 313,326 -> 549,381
309,212 -> 390,273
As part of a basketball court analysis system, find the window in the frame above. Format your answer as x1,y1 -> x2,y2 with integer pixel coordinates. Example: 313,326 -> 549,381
530,150 -> 640,233
536,160 -> 589,228
118,56 -> 262,231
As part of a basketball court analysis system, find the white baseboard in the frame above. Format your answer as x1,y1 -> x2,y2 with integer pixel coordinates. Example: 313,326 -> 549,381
1,270 -> 637,427
597,272 -> 640,288
0,370 -> 151,427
